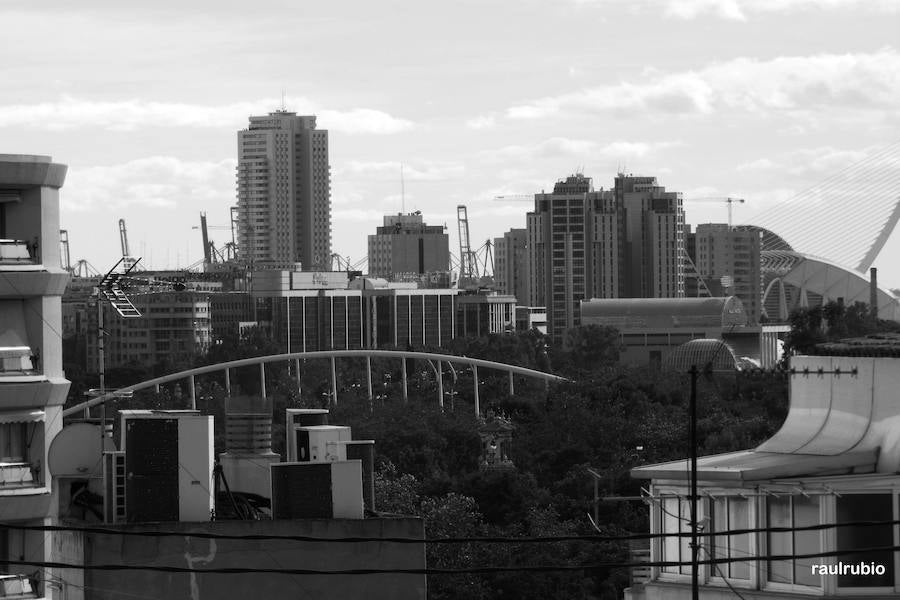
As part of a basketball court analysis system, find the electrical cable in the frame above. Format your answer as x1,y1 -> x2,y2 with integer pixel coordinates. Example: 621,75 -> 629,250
699,544 -> 750,600
1,517 -> 897,544
3,542 -> 900,575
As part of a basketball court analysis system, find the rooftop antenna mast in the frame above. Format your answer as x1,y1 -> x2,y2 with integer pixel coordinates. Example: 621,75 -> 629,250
401,163 -> 406,213
280,88 -> 286,111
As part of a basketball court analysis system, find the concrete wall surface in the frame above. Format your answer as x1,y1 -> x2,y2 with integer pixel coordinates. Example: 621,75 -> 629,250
82,518 -> 426,600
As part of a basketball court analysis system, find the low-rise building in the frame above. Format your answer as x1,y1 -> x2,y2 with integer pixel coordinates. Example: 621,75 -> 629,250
580,297 -> 763,367
85,291 -> 212,370
456,291 -> 516,338
627,342 -> 900,599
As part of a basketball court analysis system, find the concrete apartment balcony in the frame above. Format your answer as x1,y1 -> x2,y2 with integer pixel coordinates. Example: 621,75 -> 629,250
0,240 -> 69,299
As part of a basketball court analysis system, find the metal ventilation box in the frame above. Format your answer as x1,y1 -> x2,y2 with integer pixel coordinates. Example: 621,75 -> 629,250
120,410 -> 214,523
270,461 -> 364,519
292,425 -> 351,462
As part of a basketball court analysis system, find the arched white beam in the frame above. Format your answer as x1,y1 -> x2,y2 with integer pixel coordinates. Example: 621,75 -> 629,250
63,349 -> 568,417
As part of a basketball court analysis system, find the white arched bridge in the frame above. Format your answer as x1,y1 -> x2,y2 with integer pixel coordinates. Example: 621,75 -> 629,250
63,349 -> 567,418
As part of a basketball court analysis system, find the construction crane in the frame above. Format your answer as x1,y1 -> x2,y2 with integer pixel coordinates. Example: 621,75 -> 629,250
493,194 -> 533,203
200,212 -> 212,266
59,229 -> 71,273
456,205 -> 477,279
687,196 -> 746,229
472,239 -> 494,278
72,259 -> 100,278
330,253 -> 367,272
118,218 -> 140,270
194,212 -> 238,271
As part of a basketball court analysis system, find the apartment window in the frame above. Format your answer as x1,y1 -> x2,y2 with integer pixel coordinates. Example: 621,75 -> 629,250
765,495 -> 820,587
659,496 -> 693,576
0,422 -> 26,462
836,494 -> 894,589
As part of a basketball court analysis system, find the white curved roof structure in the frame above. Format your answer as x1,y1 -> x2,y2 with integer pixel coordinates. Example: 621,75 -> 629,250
761,250 -> 900,321
744,141 -> 900,273
633,355 -> 900,481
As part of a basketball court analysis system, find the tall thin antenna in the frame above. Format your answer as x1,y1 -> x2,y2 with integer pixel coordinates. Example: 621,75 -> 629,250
281,89 -> 286,111
401,163 -> 406,213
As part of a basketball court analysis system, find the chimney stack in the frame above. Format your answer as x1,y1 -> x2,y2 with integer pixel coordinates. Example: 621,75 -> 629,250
870,267 -> 879,321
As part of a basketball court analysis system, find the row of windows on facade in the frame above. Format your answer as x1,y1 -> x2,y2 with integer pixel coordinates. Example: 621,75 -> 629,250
657,491 -> 896,591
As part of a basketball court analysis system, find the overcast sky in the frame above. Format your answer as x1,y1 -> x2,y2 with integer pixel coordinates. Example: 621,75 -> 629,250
3,0 -> 900,287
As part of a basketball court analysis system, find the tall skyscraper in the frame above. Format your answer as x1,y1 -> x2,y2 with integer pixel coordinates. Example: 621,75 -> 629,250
236,111 -> 331,270
368,212 -> 449,279
526,173 -> 684,342
526,174 -> 619,340
614,174 -> 684,299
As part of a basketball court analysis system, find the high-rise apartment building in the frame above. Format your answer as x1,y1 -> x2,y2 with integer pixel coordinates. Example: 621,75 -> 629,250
692,223 -> 762,324
526,174 -> 619,340
0,154 -> 70,597
526,173 -> 684,342
236,111 -> 331,270
367,212 -> 449,279
493,228 -> 528,302
614,174 -> 684,299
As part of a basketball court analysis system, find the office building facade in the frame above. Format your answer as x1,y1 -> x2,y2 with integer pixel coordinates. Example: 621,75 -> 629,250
236,111 -> 331,270
692,223 -> 762,324
85,292 -> 212,371
493,228 -> 528,302
368,212 -> 449,279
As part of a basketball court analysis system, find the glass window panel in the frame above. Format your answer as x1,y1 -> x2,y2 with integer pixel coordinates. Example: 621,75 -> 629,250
767,496 -> 792,584
728,499 -> 751,579
836,494 -> 893,588
793,496 -> 820,586
711,498 -> 727,567
661,498 -> 680,574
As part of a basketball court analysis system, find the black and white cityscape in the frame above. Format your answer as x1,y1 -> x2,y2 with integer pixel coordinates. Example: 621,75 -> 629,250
2,2 -> 900,599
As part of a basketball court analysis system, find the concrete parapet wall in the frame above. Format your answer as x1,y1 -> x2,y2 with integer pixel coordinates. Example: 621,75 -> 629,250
83,517 -> 426,600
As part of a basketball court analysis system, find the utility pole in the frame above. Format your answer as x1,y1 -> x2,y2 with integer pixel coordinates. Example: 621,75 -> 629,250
689,365 -> 699,600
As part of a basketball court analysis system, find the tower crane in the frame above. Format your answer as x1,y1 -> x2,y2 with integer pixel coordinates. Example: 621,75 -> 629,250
193,212 -> 238,271
687,196 -> 746,229
118,218 -> 140,270
493,194 -> 533,203
457,205 -> 477,280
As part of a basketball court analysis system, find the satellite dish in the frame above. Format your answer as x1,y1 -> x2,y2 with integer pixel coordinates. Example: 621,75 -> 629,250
48,423 -> 116,478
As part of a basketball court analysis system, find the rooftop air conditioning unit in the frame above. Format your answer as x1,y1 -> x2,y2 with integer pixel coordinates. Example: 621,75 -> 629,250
120,411 -> 213,523
270,460 -> 363,519
292,425 -> 351,463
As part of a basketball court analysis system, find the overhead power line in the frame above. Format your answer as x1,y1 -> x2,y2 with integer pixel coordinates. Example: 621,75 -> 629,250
4,543 -> 900,576
1,518 -> 897,544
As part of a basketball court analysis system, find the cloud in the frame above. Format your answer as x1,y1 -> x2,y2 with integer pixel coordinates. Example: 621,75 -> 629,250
336,160 -> 465,181
483,138 -> 681,162
575,0 -> 899,20
506,48 -> 900,120
0,95 -> 414,134
63,156 -> 236,212
663,0 -> 747,20
736,145 -> 894,176
465,114 -> 497,130
333,208 -> 389,222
